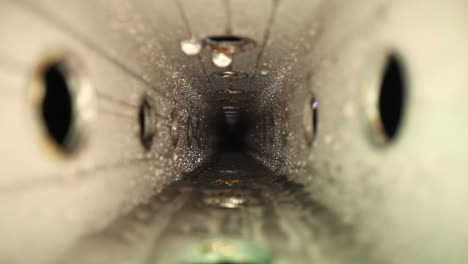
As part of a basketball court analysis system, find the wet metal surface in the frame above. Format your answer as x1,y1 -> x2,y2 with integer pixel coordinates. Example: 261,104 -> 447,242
61,152 -> 361,264
2,0 -> 468,263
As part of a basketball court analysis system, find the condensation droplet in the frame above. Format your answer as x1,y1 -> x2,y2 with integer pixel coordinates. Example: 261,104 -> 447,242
212,52 -> 232,68
211,71 -> 248,79
260,69 -> 269,76
180,38 -> 202,56
170,122 -> 179,147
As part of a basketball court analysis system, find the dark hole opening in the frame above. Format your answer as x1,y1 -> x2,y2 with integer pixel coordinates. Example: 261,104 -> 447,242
305,97 -> 318,146
139,98 -> 154,151
312,98 -> 318,140
378,55 -> 406,140
206,35 -> 245,43
42,62 -> 73,150
216,107 -> 250,152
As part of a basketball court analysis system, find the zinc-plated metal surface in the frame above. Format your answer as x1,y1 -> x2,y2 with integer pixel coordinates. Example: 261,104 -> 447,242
0,0 -> 468,263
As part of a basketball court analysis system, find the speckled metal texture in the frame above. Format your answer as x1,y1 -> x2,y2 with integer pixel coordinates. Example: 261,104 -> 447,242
0,0 -> 467,263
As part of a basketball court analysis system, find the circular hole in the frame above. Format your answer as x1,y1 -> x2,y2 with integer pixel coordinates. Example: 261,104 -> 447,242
30,53 -> 92,156
303,96 -> 318,146
139,97 -> 156,151
379,56 -> 405,140
170,109 -> 179,147
211,71 -> 249,79
186,116 -> 194,148
193,118 -> 202,147
206,35 -> 245,44
281,106 -> 290,145
365,53 -> 406,145
203,35 -> 256,54
43,63 -> 72,148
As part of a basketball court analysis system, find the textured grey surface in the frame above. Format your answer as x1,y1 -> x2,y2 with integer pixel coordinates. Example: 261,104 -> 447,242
0,0 -> 468,263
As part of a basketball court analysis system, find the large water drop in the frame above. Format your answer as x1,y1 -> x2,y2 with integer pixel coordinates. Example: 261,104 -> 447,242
180,38 -> 202,56
212,52 -> 232,68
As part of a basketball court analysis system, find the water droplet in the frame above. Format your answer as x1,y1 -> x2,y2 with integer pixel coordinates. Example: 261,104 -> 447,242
180,38 -> 202,56
212,52 -> 232,68
179,239 -> 273,264
204,196 -> 245,209
213,179 -> 241,187
170,122 -> 179,147
260,69 -> 269,76
211,71 -> 248,79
